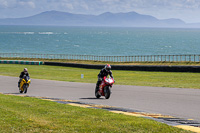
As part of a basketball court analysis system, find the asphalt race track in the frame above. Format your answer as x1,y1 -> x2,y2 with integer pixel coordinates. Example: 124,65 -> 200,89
1,75 -> 200,123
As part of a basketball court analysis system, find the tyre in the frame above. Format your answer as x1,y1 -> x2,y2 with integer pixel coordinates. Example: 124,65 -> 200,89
24,87 -> 27,93
104,86 -> 111,99
23,84 -> 28,93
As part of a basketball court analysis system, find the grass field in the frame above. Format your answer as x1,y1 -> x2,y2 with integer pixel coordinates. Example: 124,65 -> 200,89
0,63 -> 200,89
0,63 -> 197,132
0,94 -> 192,133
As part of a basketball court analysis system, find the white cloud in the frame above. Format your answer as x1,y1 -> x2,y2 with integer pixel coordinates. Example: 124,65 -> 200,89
0,0 -> 8,7
79,2 -> 89,10
0,0 -> 36,8
61,3 -> 74,10
0,0 -> 17,8
18,1 -> 35,8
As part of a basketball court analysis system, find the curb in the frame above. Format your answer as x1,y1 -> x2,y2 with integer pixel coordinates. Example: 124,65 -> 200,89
0,60 -> 43,65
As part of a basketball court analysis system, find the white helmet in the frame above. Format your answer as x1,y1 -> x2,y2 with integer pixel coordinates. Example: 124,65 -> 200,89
24,68 -> 28,72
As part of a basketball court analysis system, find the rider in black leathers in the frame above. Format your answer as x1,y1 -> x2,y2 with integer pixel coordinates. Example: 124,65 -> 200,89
95,64 -> 114,92
18,68 -> 30,87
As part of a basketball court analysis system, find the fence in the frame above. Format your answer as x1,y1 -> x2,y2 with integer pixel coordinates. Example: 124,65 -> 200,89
0,53 -> 200,62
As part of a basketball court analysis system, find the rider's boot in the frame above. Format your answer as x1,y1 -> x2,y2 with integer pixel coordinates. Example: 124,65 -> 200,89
95,84 -> 99,92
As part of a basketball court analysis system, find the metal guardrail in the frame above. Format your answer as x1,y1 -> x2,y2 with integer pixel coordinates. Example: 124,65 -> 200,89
0,53 -> 200,62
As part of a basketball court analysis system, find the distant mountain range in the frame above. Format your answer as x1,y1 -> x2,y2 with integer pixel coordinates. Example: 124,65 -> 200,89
0,10 -> 200,28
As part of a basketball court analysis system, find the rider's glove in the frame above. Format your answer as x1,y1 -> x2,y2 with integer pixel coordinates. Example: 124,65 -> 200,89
98,77 -> 102,81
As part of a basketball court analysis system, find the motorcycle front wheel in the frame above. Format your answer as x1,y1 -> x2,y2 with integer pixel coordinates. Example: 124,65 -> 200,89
23,84 -> 28,93
104,86 -> 111,99
19,90 -> 23,93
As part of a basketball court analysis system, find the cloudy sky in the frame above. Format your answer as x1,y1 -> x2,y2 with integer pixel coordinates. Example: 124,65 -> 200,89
0,0 -> 200,23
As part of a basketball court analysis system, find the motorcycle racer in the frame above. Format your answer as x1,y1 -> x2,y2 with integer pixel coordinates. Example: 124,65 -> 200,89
18,68 -> 30,88
95,64 -> 114,92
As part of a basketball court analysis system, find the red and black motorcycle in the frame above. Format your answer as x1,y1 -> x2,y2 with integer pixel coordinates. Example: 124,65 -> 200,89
95,76 -> 115,99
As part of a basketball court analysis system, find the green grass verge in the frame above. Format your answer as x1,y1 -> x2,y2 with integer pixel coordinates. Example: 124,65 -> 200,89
0,94 -> 191,133
1,64 -> 200,89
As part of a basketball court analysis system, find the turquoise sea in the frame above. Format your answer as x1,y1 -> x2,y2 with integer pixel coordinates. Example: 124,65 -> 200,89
0,25 -> 200,56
